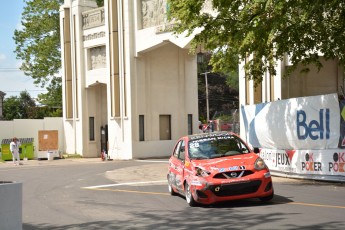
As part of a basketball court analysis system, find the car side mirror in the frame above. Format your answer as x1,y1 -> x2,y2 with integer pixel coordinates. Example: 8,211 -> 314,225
253,147 -> 260,153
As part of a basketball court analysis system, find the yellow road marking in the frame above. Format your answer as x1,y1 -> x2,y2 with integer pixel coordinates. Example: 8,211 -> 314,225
278,201 -> 345,209
83,187 -> 345,209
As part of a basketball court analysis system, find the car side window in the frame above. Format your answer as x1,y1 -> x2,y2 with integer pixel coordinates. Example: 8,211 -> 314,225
173,140 -> 186,161
234,137 -> 250,153
178,140 -> 186,161
173,141 -> 182,158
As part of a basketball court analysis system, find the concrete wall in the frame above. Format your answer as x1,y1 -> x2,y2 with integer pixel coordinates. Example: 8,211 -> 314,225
130,43 -> 199,158
0,182 -> 22,230
282,57 -> 343,99
0,118 -> 64,158
133,140 -> 176,159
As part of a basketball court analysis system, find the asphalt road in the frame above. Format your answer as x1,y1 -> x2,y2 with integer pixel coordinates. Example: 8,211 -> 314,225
1,158 -> 345,230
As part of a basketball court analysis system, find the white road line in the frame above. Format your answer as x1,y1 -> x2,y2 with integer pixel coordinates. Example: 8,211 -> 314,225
83,180 -> 166,189
135,160 -> 168,163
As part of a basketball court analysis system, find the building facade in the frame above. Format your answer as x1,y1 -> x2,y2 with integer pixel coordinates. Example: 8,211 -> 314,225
59,0 -> 199,159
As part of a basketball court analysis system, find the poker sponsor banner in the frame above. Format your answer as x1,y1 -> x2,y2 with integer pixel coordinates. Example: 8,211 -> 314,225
258,148 -> 345,181
241,93 -> 340,150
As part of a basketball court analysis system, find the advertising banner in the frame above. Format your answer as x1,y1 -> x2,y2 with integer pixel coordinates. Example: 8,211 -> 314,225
259,148 -> 345,181
241,93 -> 340,150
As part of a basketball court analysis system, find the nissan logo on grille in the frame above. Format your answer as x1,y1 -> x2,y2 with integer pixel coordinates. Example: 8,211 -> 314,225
230,172 -> 237,177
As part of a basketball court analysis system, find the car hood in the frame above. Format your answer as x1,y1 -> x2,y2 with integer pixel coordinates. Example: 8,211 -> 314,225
191,153 -> 258,173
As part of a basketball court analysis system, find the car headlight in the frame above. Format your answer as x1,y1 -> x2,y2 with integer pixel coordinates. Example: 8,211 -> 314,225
195,167 -> 210,177
254,157 -> 267,170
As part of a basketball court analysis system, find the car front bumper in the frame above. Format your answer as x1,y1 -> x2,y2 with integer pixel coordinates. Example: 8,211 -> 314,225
190,172 -> 273,204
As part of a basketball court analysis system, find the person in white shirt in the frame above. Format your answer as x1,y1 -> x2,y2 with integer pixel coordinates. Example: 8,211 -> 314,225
10,137 -> 21,165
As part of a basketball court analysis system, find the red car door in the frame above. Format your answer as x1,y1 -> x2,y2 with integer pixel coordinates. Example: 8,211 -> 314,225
169,138 -> 187,193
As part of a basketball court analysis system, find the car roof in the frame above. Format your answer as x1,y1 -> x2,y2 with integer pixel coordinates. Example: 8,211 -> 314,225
187,131 -> 235,141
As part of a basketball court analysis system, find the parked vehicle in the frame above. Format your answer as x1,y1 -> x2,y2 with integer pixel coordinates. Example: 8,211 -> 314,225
167,131 -> 274,206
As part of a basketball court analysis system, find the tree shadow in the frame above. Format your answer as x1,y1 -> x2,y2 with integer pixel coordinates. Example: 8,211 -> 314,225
23,193 -> 344,230
23,201 -> 345,230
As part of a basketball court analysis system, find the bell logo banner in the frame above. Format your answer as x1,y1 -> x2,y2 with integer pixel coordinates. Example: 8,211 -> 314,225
241,93 -> 340,150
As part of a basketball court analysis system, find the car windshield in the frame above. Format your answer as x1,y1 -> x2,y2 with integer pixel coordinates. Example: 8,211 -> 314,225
188,134 -> 250,160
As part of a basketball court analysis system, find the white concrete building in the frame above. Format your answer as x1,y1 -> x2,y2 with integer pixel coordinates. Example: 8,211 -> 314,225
239,56 -> 344,138
59,0 -> 199,159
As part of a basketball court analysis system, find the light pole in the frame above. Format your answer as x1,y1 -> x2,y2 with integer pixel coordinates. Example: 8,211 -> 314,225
197,51 -> 211,123
200,72 -> 210,123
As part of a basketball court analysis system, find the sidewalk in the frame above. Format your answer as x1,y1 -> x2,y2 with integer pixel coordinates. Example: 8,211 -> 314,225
0,157 -> 105,168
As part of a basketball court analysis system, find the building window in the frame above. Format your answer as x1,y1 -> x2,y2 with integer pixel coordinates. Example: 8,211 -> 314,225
89,117 -> 95,141
139,115 -> 145,141
159,115 -> 171,140
188,114 -> 193,135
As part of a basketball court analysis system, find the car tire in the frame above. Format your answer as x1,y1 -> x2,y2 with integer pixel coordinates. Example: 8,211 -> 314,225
185,182 -> 197,207
259,192 -> 274,202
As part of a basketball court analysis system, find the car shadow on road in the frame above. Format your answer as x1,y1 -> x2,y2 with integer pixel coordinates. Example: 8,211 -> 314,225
179,194 -> 293,209
170,192 -> 292,209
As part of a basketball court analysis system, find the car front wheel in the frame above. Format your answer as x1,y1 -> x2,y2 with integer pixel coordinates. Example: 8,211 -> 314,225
185,182 -> 197,207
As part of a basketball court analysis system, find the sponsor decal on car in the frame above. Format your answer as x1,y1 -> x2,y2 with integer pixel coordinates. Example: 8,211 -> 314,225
191,180 -> 202,186
223,166 -> 246,171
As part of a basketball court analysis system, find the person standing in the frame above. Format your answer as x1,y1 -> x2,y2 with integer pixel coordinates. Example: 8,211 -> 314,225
10,137 -> 21,165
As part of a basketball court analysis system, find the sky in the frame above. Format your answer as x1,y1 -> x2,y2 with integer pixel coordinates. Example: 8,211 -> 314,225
0,1 -> 47,99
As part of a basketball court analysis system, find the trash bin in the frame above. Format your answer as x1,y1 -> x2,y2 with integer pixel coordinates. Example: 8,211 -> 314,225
0,138 -> 34,161
47,151 -> 54,161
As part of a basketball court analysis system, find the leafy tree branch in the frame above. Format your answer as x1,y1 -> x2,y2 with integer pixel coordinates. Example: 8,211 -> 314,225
168,0 -> 345,85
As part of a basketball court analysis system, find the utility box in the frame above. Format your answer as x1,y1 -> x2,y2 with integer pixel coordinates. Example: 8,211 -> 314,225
37,130 -> 60,159
0,138 -> 34,161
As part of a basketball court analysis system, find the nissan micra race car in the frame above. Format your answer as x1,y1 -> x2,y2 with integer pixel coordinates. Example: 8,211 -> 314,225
167,132 -> 274,206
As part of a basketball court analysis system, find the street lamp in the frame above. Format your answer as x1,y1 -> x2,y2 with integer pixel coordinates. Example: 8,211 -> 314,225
197,51 -> 210,123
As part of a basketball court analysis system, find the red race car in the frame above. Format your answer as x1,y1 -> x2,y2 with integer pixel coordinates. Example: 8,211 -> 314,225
167,131 -> 273,206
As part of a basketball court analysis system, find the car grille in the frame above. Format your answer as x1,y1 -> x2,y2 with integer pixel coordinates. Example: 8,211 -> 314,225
209,180 -> 261,197
213,170 -> 254,179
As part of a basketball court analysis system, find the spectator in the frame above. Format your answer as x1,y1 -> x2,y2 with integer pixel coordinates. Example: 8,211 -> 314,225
10,137 -> 22,166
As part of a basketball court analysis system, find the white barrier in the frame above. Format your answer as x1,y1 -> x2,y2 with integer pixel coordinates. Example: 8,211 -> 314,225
259,148 -> 345,182
241,93 -> 345,181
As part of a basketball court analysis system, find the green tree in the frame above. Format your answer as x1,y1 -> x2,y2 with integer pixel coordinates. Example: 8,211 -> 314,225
37,76 -> 62,117
198,72 -> 238,123
197,53 -> 238,122
3,91 -> 36,120
96,0 -> 104,7
3,97 -> 21,120
168,0 -> 345,85
13,0 -> 63,87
